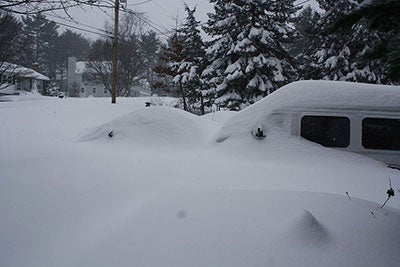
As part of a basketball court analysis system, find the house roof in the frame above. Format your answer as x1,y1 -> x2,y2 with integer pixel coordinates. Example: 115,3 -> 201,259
76,61 -> 86,74
0,62 -> 50,81
75,61 -> 113,75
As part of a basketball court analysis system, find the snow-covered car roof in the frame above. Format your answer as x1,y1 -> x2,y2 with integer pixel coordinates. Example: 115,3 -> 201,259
261,80 -> 400,112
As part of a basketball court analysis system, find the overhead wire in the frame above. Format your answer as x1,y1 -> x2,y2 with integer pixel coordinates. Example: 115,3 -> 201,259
33,13 -> 114,38
30,0 -> 310,40
51,19 -> 112,37
119,7 -> 173,37
127,0 -> 153,7
46,13 -> 112,36
151,0 -> 177,20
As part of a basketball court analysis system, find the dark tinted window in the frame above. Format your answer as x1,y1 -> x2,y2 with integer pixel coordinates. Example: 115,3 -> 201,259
301,116 -> 350,148
362,118 -> 400,150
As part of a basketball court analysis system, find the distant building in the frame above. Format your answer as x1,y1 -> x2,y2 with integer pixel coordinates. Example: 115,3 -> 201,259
67,57 -> 151,97
0,62 -> 49,94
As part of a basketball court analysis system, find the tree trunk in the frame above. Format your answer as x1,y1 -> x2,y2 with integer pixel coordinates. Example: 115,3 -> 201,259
200,91 -> 205,115
179,81 -> 188,111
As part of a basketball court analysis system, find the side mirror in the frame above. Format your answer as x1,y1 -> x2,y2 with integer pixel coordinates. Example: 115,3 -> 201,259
253,125 -> 266,139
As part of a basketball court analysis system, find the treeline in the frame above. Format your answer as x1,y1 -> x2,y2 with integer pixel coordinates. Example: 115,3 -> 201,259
1,0 -> 399,113
0,13 -> 91,94
0,13 -> 90,90
162,0 -> 400,113
0,11 -> 162,96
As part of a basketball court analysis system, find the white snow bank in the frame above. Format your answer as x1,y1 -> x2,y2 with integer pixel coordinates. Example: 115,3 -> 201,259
96,189 -> 398,267
202,110 -> 237,124
80,106 -> 210,148
1,96 -> 400,267
0,89 -> 45,102
3,188 -> 398,267
0,83 -> 16,93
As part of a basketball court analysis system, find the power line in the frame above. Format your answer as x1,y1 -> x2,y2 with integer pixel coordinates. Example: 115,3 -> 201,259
27,2 -> 175,39
127,0 -> 152,7
152,0 -> 176,20
46,13 -> 112,36
36,15 -> 113,38
119,7 -> 172,37
125,7 -> 171,33
53,19 -> 112,37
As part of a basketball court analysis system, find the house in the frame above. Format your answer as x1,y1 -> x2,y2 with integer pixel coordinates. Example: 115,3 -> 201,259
67,57 -> 151,98
0,62 -> 50,94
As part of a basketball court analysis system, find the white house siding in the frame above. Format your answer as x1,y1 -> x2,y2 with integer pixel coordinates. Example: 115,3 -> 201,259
79,83 -> 111,98
67,57 -> 151,98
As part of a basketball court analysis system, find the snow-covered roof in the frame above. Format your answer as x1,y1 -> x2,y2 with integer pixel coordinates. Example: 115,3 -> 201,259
0,62 -> 50,81
217,80 -> 400,140
75,61 -> 112,74
76,61 -> 86,74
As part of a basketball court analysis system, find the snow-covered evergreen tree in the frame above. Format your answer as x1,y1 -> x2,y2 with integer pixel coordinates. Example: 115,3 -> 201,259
140,31 -> 162,86
304,0 -> 384,83
171,5 -> 207,114
21,13 -> 58,79
153,33 -> 187,108
292,6 -> 321,79
203,0 -> 298,110
0,13 -> 28,80
333,0 -> 400,84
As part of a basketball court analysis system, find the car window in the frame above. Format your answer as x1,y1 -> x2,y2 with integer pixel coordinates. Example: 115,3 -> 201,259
362,118 -> 400,150
301,115 -> 350,148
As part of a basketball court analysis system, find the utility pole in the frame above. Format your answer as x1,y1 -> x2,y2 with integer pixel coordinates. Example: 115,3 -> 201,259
111,0 -> 120,104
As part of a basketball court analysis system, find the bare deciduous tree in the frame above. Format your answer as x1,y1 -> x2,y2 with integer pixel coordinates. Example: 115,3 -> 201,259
84,12 -> 154,97
0,1 -> 115,15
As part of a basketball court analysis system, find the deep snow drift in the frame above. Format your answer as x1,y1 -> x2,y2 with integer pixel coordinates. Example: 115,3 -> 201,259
1,93 -> 400,267
79,106 -> 214,148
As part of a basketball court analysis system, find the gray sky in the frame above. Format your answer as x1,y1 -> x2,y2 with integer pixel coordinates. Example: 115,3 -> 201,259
52,0 -> 320,40
52,0 -> 211,40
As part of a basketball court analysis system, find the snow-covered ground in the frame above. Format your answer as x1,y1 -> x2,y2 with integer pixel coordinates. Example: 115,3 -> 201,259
1,93 -> 400,267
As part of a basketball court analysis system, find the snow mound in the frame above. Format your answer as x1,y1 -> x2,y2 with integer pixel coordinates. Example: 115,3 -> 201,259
0,84 -> 16,94
216,80 -> 400,141
202,110 -> 237,124
286,210 -> 330,245
59,189 -> 400,267
79,106 -> 207,148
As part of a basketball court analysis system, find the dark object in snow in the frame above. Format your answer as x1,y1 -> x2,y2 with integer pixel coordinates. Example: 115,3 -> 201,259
0,92 -> 19,97
108,131 -> 113,138
380,178 -> 395,209
387,188 -> 395,197
145,102 -> 151,107
387,163 -> 400,170
58,95 -> 64,99
254,125 -> 266,139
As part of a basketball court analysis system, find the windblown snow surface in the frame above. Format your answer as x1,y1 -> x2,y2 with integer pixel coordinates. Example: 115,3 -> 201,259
1,88 -> 400,267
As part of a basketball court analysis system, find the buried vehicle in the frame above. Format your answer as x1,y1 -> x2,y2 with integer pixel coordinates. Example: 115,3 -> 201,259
217,80 -> 400,168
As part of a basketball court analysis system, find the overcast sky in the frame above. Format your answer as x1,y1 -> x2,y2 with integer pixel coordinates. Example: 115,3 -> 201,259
53,0 -> 320,40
